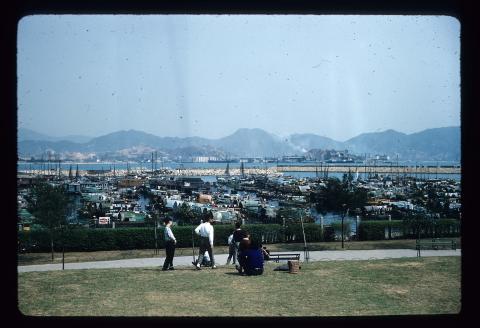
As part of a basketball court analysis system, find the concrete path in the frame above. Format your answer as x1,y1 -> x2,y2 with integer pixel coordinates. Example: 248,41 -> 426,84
18,248 -> 461,273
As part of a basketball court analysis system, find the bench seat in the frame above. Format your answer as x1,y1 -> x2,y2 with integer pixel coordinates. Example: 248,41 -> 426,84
415,239 -> 457,257
267,253 -> 301,263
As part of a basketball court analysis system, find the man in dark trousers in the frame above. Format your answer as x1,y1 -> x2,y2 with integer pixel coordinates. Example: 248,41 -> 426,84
233,221 -> 248,263
162,217 -> 177,271
194,212 -> 216,270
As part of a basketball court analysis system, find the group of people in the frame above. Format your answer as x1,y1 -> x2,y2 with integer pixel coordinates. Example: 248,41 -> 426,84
162,213 -> 269,276
226,221 -> 270,276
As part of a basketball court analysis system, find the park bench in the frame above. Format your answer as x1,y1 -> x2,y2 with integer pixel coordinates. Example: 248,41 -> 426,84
416,238 -> 457,257
267,253 -> 301,263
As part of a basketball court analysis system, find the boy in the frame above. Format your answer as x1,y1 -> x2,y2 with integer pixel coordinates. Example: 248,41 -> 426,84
194,212 -> 216,269
162,217 -> 176,271
226,233 -> 236,265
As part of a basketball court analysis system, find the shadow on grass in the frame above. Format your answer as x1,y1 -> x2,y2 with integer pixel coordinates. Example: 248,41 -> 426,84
224,272 -> 240,276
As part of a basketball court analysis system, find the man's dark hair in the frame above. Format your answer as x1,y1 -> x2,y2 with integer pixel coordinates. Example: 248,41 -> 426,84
163,217 -> 172,224
249,238 -> 261,250
235,221 -> 242,229
206,211 -> 214,221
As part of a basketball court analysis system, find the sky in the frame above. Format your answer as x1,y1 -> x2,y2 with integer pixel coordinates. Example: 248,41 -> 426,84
17,15 -> 460,141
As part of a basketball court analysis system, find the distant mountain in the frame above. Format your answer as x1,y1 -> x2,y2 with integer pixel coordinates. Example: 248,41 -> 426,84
18,128 -> 57,142
404,127 -> 460,161
17,126 -> 460,161
344,129 -> 408,155
84,130 -> 165,152
288,133 -> 344,152
18,140 -> 87,156
340,127 -> 460,161
18,128 -> 92,143
213,128 -> 298,157
57,134 -> 92,143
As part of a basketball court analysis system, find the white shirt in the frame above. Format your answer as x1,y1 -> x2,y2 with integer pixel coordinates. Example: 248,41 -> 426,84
227,234 -> 233,245
164,226 -> 176,242
195,222 -> 214,246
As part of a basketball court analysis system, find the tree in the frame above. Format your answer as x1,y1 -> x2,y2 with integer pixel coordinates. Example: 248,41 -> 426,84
174,202 -> 196,225
25,182 -> 70,261
404,213 -> 429,239
312,178 -> 368,214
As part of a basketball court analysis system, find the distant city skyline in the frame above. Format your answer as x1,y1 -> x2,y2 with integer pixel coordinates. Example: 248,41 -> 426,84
17,15 -> 460,142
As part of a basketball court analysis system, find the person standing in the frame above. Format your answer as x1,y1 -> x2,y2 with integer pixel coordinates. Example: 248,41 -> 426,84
162,217 -> 176,271
233,221 -> 247,263
194,212 -> 216,270
226,233 -> 236,265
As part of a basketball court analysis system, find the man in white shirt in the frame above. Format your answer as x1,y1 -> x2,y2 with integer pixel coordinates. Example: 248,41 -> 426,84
162,217 -> 177,271
194,212 -> 216,269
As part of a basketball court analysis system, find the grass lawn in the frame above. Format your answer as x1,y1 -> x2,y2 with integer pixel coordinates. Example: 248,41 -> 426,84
18,256 -> 461,316
17,238 -> 461,266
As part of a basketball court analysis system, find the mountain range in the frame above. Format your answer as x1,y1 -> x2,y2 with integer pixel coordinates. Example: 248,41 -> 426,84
17,126 -> 460,161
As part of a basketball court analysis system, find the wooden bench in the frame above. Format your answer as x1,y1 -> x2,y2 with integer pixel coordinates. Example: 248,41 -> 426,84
267,253 -> 301,263
416,238 -> 457,257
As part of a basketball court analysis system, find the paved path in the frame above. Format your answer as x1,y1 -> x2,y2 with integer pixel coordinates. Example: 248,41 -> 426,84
18,249 -> 461,273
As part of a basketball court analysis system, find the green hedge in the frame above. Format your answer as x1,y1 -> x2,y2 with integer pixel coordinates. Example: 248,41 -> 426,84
18,219 -> 460,252
358,219 -> 460,241
18,223 -> 324,252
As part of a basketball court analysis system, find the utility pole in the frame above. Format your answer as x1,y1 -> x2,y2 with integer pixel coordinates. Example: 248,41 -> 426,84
300,212 -> 309,263
62,224 -> 65,270
341,204 -> 349,249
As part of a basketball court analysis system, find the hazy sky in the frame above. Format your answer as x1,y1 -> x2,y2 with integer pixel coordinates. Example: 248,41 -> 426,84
17,15 -> 460,141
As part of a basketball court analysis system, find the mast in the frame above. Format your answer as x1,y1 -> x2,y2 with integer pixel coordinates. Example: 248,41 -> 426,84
225,162 -> 230,176
240,161 -> 245,177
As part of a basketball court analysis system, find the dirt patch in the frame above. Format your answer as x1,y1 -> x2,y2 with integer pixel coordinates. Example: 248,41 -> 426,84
381,284 -> 410,296
145,291 -> 210,304
364,261 -> 424,269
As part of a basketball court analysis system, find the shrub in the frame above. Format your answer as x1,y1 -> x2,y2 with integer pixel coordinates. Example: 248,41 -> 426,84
330,222 -> 352,240
358,219 -> 460,241
17,219 -> 460,252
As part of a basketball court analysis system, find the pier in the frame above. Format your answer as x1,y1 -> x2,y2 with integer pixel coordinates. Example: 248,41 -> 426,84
18,165 -> 461,177
276,165 -> 461,174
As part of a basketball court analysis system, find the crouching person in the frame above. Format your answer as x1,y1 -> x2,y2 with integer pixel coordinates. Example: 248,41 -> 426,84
237,239 -> 264,276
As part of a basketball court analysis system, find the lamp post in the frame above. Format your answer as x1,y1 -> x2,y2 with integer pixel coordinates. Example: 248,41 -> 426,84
341,204 -> 349,249
62,224 -> 65,270
154,213 -> 158,255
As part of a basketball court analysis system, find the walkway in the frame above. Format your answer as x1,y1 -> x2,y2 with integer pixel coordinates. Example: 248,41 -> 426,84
17,249 -> 461,273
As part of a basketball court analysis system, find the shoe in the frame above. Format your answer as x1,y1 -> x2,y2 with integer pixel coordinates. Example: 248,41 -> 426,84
168,267 -> 175,270
211,265 -> 217,269
195,264 -> 201,270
